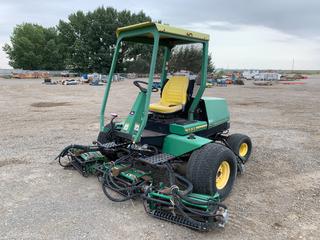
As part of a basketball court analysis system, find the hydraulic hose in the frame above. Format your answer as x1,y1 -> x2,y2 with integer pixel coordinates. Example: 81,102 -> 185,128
102,180 -> 136,202
55,144 -> 96,167
174,174 -> 193,195
164,163 -> 176,186
102,171 -> 137,202
55,144 -> 94,159
101,152 -> 147,202
164,162 -> 227,208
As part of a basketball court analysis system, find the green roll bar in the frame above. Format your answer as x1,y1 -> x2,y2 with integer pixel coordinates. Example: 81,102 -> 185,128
160,47 -> 171,87
99,27 -> 160,144
188,42 -> 208,120
100,23 -> 209,142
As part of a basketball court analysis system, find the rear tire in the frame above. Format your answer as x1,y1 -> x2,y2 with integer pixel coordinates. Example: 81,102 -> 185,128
227,134 -> 252,163
186,143 -> 237,200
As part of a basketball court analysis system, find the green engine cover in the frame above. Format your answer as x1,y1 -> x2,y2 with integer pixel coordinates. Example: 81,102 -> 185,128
162,134 -> 212,156
169,121 -> 208,135
202,97 -> 230,128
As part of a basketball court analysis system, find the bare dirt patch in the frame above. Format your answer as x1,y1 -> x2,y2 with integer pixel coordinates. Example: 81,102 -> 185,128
0,77 -> 319,240
0,158 -> 30,167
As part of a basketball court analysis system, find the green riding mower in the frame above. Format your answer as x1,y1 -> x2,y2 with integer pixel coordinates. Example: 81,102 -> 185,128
56,22 -> 252,231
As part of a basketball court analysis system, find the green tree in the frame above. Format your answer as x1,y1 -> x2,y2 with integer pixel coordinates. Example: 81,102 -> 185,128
3,23 -> 64,70
58,7 -> 152,73
3,8 -> 214,74
168,45 -> 214,73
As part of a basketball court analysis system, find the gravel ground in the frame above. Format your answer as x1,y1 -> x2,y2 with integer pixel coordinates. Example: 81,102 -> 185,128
0,76 -> 319,240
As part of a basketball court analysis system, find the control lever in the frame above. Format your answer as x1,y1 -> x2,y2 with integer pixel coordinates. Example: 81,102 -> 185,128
108,113 -> 118,134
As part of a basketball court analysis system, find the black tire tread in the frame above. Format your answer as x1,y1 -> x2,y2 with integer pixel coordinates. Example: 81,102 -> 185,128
186,143 -> 237,200
227,133 -> 252,162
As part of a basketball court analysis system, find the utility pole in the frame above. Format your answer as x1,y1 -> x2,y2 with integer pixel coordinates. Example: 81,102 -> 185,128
291,57 -> 295,73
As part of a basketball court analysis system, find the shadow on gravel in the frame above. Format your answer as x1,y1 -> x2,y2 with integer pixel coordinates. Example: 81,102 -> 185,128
31,102 -> 71,108
234,101 -> 268,106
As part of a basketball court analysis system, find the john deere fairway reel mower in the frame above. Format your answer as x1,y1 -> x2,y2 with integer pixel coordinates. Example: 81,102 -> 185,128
56,22 -> 252,231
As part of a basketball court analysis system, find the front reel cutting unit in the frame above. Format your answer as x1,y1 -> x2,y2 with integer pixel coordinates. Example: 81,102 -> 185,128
56,141 -> 228,231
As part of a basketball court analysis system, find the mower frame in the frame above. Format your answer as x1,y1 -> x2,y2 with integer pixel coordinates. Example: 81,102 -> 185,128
57,22 -> 253,231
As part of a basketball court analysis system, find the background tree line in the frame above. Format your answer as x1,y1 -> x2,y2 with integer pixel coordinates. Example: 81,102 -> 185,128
3,7 -> 214,74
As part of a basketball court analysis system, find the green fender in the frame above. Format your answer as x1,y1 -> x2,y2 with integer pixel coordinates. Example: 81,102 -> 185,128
162,134 -> 212,157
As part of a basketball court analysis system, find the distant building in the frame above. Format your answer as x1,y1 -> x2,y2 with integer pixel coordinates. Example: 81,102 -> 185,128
242,70 -> 259,79
254,72 -> 281,81
174,70 -> 197,80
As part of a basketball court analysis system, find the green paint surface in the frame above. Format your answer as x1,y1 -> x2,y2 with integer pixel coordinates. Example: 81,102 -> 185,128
148,192 -> 220,211
169,121 -> 208,135
162,134 -> 211,156
121,92 -> 146,141
202,97 -> 230,127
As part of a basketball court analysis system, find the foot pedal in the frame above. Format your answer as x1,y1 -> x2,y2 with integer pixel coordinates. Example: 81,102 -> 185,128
139,153 -> 175,165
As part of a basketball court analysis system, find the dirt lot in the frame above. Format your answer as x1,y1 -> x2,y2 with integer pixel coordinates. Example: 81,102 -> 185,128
0,76 -> 319,240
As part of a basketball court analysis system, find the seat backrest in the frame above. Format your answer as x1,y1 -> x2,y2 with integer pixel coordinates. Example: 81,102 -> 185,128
160,76 -> 189,105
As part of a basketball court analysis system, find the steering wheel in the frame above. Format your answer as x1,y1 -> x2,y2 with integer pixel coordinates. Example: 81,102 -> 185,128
133,80 -> 159,93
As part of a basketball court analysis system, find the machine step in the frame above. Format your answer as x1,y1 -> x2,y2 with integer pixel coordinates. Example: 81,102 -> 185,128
139,153 -> 175,165
101,142 -> 117,148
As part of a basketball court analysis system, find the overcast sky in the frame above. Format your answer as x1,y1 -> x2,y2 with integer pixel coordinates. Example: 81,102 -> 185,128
1,0 -> 319,70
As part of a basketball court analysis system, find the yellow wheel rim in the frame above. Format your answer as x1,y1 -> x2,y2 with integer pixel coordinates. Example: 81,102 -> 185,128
239,143 -> 248,157
216,161 -> 230,190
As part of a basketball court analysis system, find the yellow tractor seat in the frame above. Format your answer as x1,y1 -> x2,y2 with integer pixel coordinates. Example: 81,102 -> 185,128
149,76 -> 189,114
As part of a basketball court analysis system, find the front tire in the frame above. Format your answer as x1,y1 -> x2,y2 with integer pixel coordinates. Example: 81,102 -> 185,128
186,143 -> 237,200
227,134 -> 252,163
